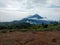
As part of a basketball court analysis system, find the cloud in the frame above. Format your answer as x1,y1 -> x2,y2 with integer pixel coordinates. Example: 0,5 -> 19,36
27,0 -> 47,8
48,5 -> 60,8
0,0 -> 48,10
0,0 -> 60,22
47,0 -> 60,8
0,0 -> 6,8
0,0 -> 60,9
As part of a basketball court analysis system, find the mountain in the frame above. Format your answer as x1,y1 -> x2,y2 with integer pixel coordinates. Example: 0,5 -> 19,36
0,14 -> 57,25
27,14 -> 43,19
0,14 -> 58,29
20,14 -> 56,24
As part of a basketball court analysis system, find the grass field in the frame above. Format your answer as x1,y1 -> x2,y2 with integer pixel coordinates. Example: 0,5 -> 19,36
0,30 -> 60,45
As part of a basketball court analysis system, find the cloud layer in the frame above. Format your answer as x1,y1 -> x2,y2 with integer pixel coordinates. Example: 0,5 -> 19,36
0,0 -> 60,22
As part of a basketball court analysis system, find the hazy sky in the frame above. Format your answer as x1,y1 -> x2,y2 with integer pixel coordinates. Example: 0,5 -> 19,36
0,0 -> 60,22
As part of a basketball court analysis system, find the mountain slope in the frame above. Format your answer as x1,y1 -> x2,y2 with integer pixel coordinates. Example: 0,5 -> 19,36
0,14 -> 57,25
0,14 -> 58,29
27,14 -> 43,19
20,14 -> 56,24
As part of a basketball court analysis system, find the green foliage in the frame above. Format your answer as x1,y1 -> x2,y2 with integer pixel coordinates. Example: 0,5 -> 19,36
0,22 -> 60,31
42,23 -> 48,28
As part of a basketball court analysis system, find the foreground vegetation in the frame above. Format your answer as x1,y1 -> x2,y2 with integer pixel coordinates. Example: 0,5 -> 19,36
0,22 -> 60,45
0,21 -> 60,33
0,31 -> 60,45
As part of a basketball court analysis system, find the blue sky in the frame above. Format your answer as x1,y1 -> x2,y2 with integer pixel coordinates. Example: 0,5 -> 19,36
0,0 -> 60,22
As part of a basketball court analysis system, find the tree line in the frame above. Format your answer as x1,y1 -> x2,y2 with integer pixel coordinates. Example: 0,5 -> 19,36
0,21 -> 59,30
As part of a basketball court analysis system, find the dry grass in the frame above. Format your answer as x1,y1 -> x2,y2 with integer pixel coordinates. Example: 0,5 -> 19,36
0,30 -> 60,45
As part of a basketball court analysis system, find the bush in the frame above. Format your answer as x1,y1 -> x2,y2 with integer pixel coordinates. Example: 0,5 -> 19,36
9,30 -> 13,32
1,30 -> 7,33
42,23 -> 48,28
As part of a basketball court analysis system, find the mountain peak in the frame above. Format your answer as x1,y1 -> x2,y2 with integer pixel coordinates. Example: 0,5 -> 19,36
28,14 -> 43,19
20,14 -> 56,24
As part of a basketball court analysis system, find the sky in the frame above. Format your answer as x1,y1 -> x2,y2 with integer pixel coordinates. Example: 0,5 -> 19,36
0,0 -> 60,22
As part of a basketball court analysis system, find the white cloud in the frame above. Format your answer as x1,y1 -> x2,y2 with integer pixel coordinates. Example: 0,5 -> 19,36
0,0 -> 60,22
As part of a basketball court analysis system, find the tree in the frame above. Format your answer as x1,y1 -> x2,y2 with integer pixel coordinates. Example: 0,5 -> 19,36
42,23 -> 48,28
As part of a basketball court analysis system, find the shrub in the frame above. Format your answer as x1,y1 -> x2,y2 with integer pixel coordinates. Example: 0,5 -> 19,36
9,30 -> 13,32
1,30 -> 7,33
42,23 -> 48,28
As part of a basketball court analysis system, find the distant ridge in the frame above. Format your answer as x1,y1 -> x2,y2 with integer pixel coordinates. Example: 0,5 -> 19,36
20,14 -> 56,24
0,14 -> 57,25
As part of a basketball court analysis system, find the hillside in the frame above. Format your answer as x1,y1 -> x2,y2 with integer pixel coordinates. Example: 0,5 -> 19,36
0,14 -> 59,30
